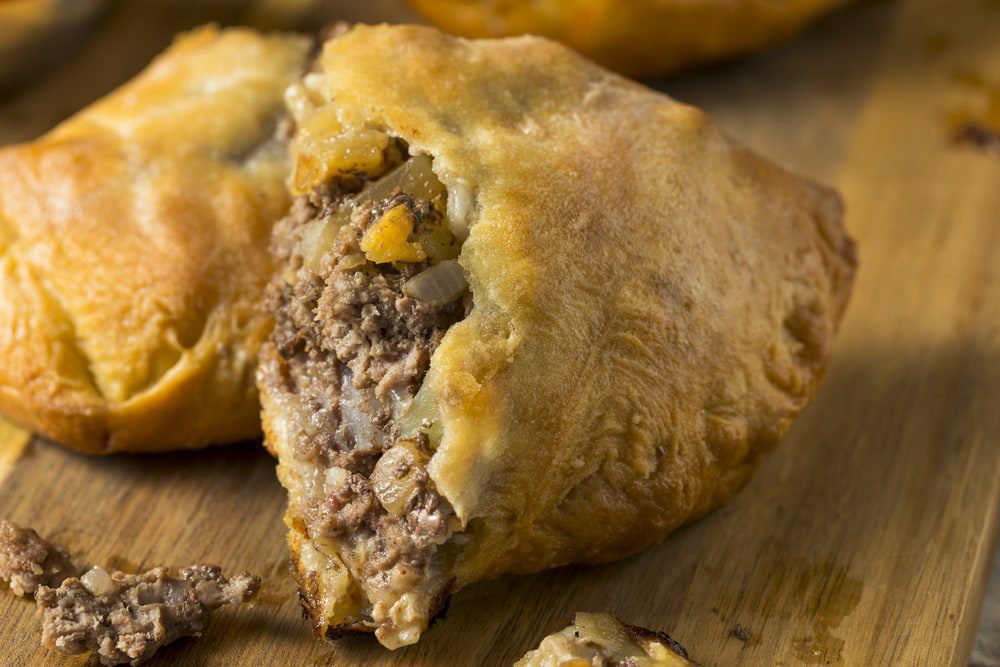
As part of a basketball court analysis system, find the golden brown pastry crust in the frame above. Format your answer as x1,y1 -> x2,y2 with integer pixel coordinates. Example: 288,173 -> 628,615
261,24 -> 855,646
0,26 -> 311,453
405,0 -> 847,78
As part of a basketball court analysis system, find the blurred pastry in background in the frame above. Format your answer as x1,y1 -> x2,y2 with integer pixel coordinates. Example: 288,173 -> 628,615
404,0 -> 847,78
0,26 -> 310,454
0,0 -> 109,91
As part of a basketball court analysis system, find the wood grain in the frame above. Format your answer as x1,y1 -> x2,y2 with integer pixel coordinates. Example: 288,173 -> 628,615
1,0 -> 998,665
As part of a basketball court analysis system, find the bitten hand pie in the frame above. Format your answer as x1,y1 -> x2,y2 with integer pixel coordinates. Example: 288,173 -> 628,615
405,0 -> 846,78
0,26 -> 310,453
257,25 -> 856,648
516,613 -> 696,666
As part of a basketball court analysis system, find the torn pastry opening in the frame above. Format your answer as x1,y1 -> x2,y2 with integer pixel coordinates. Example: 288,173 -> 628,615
264,85 -> 474,649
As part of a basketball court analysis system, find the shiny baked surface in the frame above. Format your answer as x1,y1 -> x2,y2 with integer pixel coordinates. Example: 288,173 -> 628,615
0,26 -> 310,453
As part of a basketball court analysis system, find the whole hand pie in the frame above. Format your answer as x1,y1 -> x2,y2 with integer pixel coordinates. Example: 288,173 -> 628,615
0,26 -> 310,453
257,24 -> 856,648
405,0 -> 846,78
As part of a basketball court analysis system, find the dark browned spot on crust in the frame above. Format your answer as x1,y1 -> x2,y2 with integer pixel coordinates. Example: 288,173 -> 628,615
732,623 -> 751,642
427,578 -> 455,626
298,589 -> 313,621
324,622 -> 373,640
625,623 -> 694,661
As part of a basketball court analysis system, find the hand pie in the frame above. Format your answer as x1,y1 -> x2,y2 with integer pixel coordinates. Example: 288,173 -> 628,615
0,26 -> 311,453
257,25 -> 856,648
405,0 -> 846,78
516,613 -> 696,666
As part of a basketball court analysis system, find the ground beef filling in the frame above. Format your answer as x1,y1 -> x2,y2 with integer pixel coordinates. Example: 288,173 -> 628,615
37,565 -> 260,666
0,520 -> 77,596
267,152 -> 465,622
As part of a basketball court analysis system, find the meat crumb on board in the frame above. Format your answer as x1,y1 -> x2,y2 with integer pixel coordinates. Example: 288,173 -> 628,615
0,519 -> 260,666
732,623 -> 752,642
0,520 -> 78,596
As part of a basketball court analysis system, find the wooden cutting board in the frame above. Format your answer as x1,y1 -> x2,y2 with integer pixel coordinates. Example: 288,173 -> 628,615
1,0 -> 998,664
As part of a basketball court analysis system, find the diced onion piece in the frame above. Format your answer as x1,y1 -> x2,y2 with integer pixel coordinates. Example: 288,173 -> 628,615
354,159 -> 407,204
360,205 -> 427,264
324,466 -> 349,491
370,439 -> 429,517
397,381 -> 443,444
355,154 -> 447,211
446,181 -> 473,241
573,613 -> 646,659
81,566 -> 115,597
403,260 -> 467,306
299,207 -> 350,273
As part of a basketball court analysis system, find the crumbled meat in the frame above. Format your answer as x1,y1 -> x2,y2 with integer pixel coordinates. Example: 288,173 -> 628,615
267,172 -> 461,474
1,520 -> 260,666
35,565 -> 260,666
313,470 -> 377,536
405,487 -> 454,549
366,468 -> 450,579
0,520 -> 77,596
273,191 -> 459,398
317,265 -> 447,396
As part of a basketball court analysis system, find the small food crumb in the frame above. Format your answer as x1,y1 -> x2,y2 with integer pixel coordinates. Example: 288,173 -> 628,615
732,624 -> 751,642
